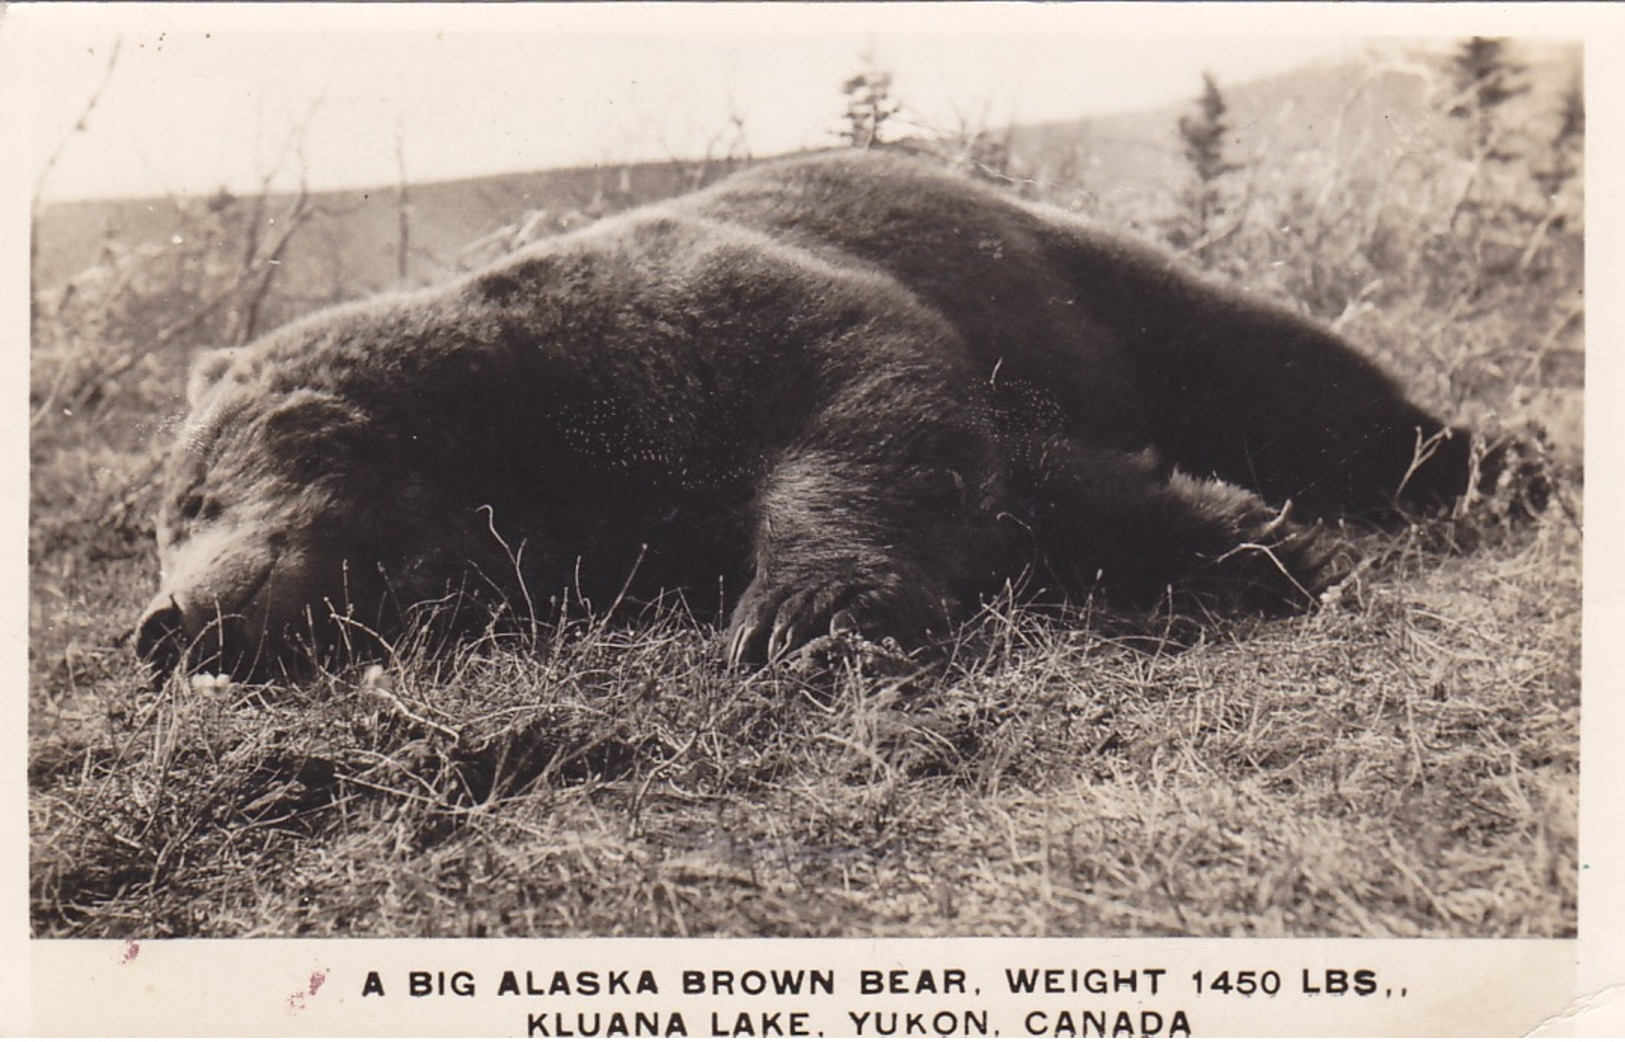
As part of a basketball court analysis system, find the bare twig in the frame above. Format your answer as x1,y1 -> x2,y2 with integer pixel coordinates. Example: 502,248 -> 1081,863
31,36 -> 123,326
395,120 -> 412,285
32,36 -> 123,208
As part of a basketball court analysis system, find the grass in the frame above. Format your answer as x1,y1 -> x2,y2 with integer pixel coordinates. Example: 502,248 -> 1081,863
28,492 -> 1580,937
28,48 -> 1583,938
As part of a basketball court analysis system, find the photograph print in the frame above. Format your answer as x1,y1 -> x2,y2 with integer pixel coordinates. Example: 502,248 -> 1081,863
26,6 -> 1581,941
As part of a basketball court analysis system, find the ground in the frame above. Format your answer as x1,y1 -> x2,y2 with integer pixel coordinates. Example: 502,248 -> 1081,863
28,482 -> 1579,935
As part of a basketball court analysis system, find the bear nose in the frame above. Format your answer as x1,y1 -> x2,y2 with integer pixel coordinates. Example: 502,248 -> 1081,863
135,595 -> 186,674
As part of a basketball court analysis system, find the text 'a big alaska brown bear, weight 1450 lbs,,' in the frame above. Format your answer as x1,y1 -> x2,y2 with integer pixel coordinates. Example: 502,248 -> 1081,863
133,150 -> 1545,681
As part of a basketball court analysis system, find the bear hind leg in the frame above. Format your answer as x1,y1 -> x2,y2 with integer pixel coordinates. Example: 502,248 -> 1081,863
1007,436 -> 1347,616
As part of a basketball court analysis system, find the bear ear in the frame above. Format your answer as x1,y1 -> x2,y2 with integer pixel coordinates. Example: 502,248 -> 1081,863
261,388 -> 371,445
186,347 -> 240,409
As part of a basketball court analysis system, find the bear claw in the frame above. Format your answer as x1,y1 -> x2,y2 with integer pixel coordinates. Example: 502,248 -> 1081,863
726,577 -> 942,668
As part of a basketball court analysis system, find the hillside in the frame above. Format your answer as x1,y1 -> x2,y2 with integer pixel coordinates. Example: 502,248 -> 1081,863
33,40 -> 1579,321
34,156 -> 741,307
36,41 -> 1579,316
996,41 -> 1578,219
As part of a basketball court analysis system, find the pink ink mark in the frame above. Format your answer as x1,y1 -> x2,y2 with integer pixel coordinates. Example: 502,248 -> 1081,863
120,939 -> 140,964
287,969 -> 329,1013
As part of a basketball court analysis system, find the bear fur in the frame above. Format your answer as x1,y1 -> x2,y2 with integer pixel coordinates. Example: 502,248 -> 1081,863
137,150 -> 1501,677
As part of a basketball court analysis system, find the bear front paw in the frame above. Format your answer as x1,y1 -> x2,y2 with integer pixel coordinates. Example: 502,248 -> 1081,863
726,573 -> 948,667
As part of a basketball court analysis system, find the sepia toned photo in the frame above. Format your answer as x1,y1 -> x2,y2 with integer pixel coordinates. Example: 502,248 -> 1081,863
10,2 -> 1611,1035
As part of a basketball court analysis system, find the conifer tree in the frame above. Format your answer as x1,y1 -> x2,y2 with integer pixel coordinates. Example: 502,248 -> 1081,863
1443,37 -> 1535,241
1175,72 -> 1241,248
1534,79 -> 1583,203
1448,37 -> 1530,164
840,55 -> 902,150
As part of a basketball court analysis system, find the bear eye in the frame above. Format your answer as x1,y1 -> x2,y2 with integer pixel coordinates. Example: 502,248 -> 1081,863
291,454 -> 326,481
177,492 -> 222,522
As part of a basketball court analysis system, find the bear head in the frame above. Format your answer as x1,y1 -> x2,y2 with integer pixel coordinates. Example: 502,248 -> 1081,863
136,342 -> 480,679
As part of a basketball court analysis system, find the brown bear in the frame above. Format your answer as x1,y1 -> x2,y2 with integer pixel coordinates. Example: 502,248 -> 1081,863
136,150 -> 1511,678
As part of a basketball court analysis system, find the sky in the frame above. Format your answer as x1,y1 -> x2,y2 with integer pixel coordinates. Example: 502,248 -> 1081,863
0,3 -> 1393,204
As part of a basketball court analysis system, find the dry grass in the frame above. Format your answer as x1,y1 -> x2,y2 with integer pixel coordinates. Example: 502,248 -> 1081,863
28,494 -> 1579,937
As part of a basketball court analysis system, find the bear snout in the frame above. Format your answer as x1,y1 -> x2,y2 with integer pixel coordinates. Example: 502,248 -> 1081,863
134,590 -> 257,678
135,537 -> 394,678
135,595 -> 186,674
134,569 -> 277,679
